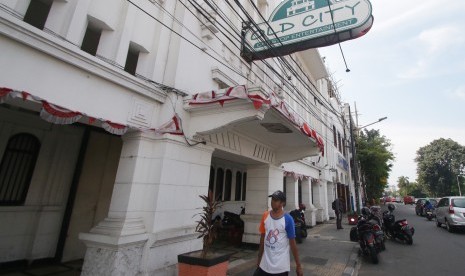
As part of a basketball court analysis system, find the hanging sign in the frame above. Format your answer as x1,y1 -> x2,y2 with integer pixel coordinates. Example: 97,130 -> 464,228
241,0 -> 374,62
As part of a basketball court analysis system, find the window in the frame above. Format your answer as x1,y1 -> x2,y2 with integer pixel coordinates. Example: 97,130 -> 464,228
283,176 -> 287,195
124,45 -> 140,75
208,166 -> 215,193
235,171 -> 242,201
224,169 -> 232,201
338,132 -> 342,152
0,133 -> 40,205
23,0 -> 52,30
333,126 -> 337,147
215,168 -> 224,200
242,172 -> 247,201
81,25 -> 102,56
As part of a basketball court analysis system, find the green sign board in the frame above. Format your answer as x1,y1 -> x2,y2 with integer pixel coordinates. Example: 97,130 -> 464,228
241,0 -> 374,62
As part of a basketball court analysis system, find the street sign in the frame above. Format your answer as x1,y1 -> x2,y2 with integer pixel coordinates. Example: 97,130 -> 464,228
241,0 -> 374,62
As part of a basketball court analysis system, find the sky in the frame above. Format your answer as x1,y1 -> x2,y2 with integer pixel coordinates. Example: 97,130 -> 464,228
318,0 -> 465,187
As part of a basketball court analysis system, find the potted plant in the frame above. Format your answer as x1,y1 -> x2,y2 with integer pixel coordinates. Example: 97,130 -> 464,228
178,192 -> 232,276
347,210 -> 359,225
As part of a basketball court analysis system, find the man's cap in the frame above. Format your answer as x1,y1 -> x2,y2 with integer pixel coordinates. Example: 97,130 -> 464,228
269,190 -> 286,202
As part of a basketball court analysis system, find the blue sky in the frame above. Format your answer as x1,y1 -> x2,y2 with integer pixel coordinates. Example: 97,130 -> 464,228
318,0 -> 465,187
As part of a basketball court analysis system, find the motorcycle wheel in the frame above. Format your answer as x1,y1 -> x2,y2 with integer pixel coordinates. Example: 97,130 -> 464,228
427,216 -> 432,221
404,233 -> 413,245
301,228 -> 307,238
369,245 -> 379,264
381,241 -> 386,251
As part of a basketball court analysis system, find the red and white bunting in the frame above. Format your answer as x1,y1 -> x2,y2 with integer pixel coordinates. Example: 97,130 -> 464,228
0,87 -> 183,137
102,121 -> 128,135
283,171 -> 311,181
152,115 -> 183,135
40,101 -> 82,124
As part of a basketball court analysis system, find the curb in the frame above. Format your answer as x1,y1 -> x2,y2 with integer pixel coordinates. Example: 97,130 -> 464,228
342,246 -> 359,276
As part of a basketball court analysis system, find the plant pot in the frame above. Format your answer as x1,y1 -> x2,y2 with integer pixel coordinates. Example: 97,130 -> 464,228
178,250 -> 232,276
348,215 -> 358,225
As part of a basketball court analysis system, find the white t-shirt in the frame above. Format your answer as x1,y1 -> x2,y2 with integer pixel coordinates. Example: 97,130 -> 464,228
259,210 -> 296,274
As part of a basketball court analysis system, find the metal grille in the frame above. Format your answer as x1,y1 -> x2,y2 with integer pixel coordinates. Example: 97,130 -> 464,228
0,133 -> 40,205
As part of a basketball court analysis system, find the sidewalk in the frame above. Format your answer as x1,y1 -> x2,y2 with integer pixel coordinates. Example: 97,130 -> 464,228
225,215 -> 359,276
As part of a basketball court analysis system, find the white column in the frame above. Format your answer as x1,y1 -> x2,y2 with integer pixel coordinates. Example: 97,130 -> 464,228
285,176 -> 298,211
79,132 -> 214,275
242,164 -> 283,244
79,131 -> 151,276
301,178 -> 316,226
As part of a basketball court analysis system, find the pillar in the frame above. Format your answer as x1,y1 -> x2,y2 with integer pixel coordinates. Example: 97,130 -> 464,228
241,164 -> 283,244
79,132 -> 214,275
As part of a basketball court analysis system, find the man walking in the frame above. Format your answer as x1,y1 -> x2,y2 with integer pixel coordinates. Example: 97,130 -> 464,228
256,190 -> 303,276
332,197 -> 344,229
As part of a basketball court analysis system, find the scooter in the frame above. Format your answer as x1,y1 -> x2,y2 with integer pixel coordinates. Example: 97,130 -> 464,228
355,214 -> 382,264
382,204 -> 414,245
425,207 -> 434,221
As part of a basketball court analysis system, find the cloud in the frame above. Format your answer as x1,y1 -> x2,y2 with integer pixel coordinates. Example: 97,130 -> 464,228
451,85 -> 465,101
398,25 -> 465,80
417,26 -> 464,55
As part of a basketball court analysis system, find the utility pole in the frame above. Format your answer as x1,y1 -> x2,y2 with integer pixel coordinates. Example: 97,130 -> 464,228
457,175 -> 462,196
348,105 -> 360,213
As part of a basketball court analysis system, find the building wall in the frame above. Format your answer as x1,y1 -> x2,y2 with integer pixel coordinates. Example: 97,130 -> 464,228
0,0 -> 359,274
0,107 -> 83,263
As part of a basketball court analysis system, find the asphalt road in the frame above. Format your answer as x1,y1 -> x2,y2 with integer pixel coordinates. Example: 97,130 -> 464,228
358,203 -> 465,276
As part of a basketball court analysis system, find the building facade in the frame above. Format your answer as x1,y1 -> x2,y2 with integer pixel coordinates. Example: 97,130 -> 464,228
0,0 -> 359,275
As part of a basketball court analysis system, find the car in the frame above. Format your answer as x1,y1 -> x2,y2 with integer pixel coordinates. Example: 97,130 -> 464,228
403,196 -> 415,205
435,196 -> 465,232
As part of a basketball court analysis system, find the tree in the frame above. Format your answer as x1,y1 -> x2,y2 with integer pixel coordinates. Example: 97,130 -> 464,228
397,176 -> 410,196
415,138 -> 465,197
356,129 -> 395,201
396,176 -> 428,197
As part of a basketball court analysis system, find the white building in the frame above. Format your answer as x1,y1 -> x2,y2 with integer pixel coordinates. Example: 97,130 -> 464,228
0,0 -> 358,275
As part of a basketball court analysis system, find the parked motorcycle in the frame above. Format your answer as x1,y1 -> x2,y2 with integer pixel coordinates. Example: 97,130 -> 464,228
353,207 -> 384,264
382,204 -> 414,245
290,204 -> 308,244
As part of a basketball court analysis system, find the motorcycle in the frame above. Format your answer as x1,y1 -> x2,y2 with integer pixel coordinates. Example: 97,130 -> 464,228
290,205 -> 308,244
352,208 -> 384,264
425,207 -> 434,221
382,204 -> 414,245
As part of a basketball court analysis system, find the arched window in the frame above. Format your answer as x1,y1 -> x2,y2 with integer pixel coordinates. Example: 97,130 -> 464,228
224,169 -> 232,201
242,173 -> 247,201
215,168 -> 224,200
208,166 -> 215,194
235,171 -> 242,201
0,133 -> 41,205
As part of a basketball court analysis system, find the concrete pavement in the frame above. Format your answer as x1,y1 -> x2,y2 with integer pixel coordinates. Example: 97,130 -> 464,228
226,215 -> 359,276
0,216 -> 359,276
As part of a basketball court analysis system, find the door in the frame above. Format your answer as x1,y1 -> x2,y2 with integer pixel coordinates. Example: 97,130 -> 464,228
61,131 -> 122,261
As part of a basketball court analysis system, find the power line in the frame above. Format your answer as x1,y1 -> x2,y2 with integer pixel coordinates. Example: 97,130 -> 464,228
132,0 -> 341,136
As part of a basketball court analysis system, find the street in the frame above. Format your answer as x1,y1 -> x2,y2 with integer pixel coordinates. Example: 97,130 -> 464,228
358,203 -> 465,276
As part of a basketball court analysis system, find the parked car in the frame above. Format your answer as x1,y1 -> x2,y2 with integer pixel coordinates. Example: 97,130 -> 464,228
436,196 -> 465,232
415,198 -> 427,216
403,196 -> 415,205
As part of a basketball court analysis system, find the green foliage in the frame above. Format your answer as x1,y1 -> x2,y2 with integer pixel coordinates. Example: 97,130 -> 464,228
396,176 -> 428,197
194,192 -> 222,258
415,138 -> 465,197
356,129 -> 395,200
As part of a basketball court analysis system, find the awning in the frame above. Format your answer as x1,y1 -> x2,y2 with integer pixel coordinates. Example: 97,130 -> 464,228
185,85 -> 324,163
